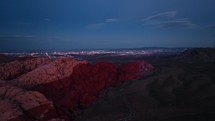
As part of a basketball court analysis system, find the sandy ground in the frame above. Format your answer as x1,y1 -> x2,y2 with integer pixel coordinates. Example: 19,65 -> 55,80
77,56 -> 215,121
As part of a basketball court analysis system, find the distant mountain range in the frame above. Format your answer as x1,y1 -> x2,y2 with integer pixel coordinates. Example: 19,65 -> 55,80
0,47 -> 187,58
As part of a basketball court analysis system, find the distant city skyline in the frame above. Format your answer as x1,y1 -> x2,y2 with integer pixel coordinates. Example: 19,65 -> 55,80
0,0 -> 215,51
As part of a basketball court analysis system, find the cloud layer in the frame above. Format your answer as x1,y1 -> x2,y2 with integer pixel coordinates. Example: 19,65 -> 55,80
144,11 -> 176,21
143,11 -> 196,29
86,18 -> 118,29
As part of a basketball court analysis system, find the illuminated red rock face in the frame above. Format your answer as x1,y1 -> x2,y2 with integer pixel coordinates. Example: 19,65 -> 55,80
17,58 -> 88,88
58,61 -> 154,111
0,81 -> 67,121
0,57 -> 51,80
68,62 -> 118,107
0,58 -> 154,120
118,61 -> 154,82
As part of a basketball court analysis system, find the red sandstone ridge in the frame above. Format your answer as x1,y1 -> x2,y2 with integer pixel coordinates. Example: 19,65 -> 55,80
118,60 -> 154,82
59,61 -> 154,110
0,57 -> 154,120
0,80 -> 67,121
64,62 -> 118,108
17,58 -> 88,88
0,57 -> 51,80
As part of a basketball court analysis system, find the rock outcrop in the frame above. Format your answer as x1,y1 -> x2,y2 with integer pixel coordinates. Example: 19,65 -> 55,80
65,62 -> 118,108
0,57 -> 51,80
17,58 -> 88,88
118,60 -> 154,82
57,61 -> 154,110
0,80 -> 66,121
0,57 -> 154,121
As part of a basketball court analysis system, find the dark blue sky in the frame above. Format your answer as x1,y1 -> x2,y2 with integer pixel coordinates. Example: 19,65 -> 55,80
0,0 -> 215,51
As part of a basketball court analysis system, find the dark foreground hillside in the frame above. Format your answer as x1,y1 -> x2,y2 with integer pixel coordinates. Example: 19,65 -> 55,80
77,48 -> 215,121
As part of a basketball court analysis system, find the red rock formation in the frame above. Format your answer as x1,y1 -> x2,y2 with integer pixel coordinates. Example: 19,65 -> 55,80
17,58 -> 87,89
57,61 -> 154,110
68,62 -> 118,108
0,57 -> 51,80
118,60 -> 154,82
0,80 -> 67,121
0,57 -> 154,120
15,58 -> 88,116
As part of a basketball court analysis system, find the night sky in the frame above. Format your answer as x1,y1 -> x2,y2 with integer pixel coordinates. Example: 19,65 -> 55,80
0,0 -> 215,51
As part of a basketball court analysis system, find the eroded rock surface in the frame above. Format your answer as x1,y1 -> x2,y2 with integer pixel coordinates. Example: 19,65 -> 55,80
17,58 -> 88,88
0,57 -> 51,80
0,80 -> 65,121
118,60 -> 154,82
0,57 -> 154,121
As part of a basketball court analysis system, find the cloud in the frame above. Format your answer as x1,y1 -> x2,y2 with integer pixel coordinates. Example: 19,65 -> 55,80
158,20 -> 197,28
143,11 -> 196,29
144,19 -> 196,29
105,18 -> 118,23
144,11 -> 176,21
86,18 -> 118,29
86,23 -> 107,29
